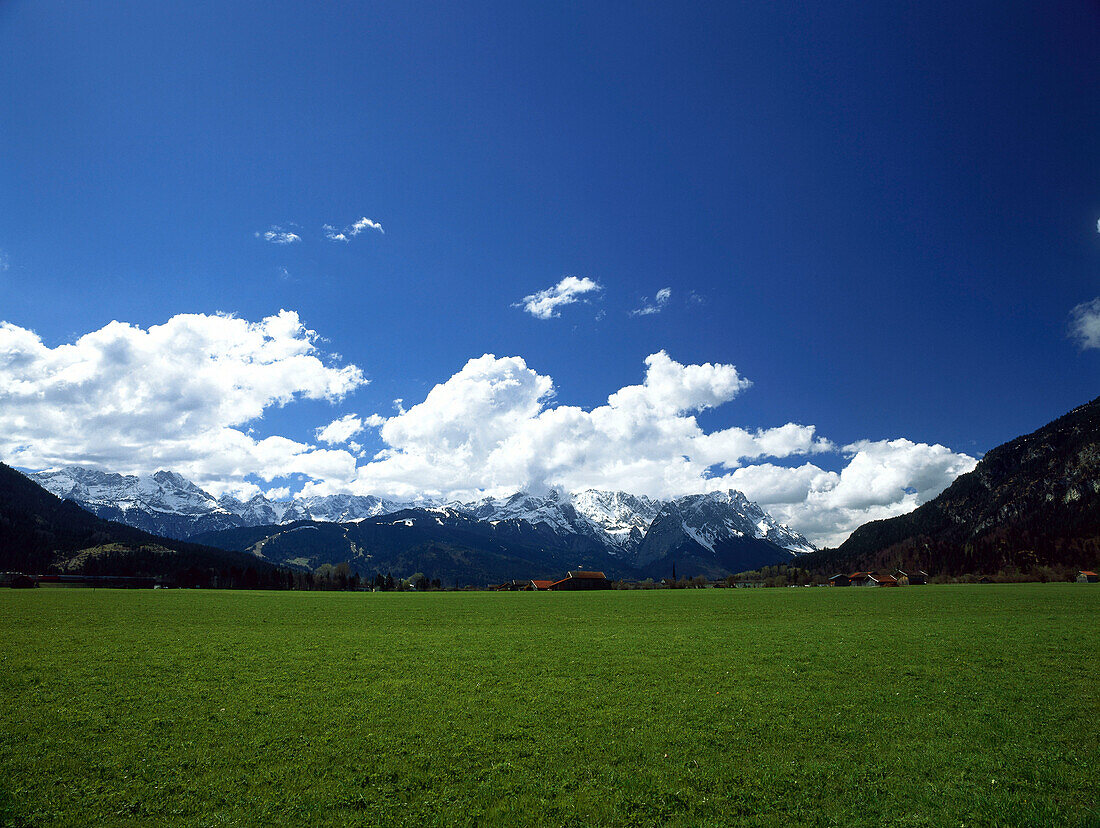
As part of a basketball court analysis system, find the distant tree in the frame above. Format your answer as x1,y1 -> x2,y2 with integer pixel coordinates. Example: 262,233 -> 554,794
335,562 -> 350,590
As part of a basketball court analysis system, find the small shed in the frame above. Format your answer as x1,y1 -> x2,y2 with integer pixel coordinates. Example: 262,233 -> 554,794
896,569 -> 929,585
828,574 -> 851,587
1077,571 -> 1099,583
547,571 -> 612,590
529,579 -> 555,590
868,574 -> 898,587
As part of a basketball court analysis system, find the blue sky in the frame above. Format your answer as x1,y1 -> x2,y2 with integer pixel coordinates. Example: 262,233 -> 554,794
1,1 -> 1096,544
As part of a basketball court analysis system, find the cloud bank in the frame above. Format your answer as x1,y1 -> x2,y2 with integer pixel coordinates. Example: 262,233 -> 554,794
516,276 -> 601,319
342,350 -> 974,545
0,313 -> 976,545
0,311 -> 364,498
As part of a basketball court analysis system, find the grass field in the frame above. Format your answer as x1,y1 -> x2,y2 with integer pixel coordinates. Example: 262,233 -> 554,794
1,585 -> 1097,827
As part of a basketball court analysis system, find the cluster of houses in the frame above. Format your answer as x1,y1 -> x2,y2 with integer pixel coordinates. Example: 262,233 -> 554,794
831,570 -> 1099,586
828,570 -> 929,587
491,570 -> 612,591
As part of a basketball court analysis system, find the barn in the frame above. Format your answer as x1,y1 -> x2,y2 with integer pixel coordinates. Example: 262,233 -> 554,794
547,571 -> 612,590
896,570 -> 929,586
1077,571 -> 1098,583
867,573 -> 899,587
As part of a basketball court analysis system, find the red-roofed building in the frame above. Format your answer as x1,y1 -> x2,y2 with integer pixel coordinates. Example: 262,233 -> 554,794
849,571 -> 898,587
1077,571 -> 1098,583
529,579 -> 555,590
547,571 -> 611,590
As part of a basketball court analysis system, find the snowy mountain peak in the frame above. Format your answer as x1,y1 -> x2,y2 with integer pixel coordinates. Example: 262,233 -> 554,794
669,489 -> 814,555
28,467 -> 814,558
31,466 -> 230,517
571,490 -> 663,547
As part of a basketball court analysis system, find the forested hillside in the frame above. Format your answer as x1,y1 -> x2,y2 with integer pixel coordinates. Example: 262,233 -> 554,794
801,397 -> 1100,576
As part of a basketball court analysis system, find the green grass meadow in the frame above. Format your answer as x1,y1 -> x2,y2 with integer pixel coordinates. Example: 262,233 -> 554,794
1,585 -> 1097,827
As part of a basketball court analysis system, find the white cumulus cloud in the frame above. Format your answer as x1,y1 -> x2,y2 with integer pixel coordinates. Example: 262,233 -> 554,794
0,311 -> 365,494
721,439 -> 978,547
314,413 -> 385,445
324,216 -> 384,242
350,350 -> 758,501
256,226 -> 301,244
631,287 -> 672,316
515,276 -> 601,320
315,414 -> 366,445
1069,297 -> 1100,350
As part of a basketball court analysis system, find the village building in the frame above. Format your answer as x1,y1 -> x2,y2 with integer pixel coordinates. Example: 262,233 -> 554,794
828,574 -> 851,586
1077,571 -> 1098,583
529,579 -> 555,590
847,571 -> 898,587
867,573 -> 899,587
492,579 -> 536,591
547,571 -> 612,590
895,570 -> 929,586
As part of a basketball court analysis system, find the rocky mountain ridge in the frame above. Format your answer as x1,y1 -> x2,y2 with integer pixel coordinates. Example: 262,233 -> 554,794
30,467 -> 815,578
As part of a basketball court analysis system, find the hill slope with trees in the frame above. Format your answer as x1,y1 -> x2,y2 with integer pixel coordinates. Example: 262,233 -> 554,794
0,463 -> 279,583
801,397 -> 1100,576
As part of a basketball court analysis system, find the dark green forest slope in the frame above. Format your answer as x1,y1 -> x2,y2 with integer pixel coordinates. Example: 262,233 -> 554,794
802,397 -> 1100,576
0,463 -> 276,582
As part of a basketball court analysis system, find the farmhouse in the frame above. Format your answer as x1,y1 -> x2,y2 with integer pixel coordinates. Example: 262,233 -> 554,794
1077,571 -> 1099,583
895,570 -> 929,586
847,571 -> 899,587
547,571 -> 612,590
492,580 -> 534,591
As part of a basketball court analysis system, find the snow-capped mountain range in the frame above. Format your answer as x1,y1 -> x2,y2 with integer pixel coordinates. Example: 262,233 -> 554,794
28,467 -> 815,573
